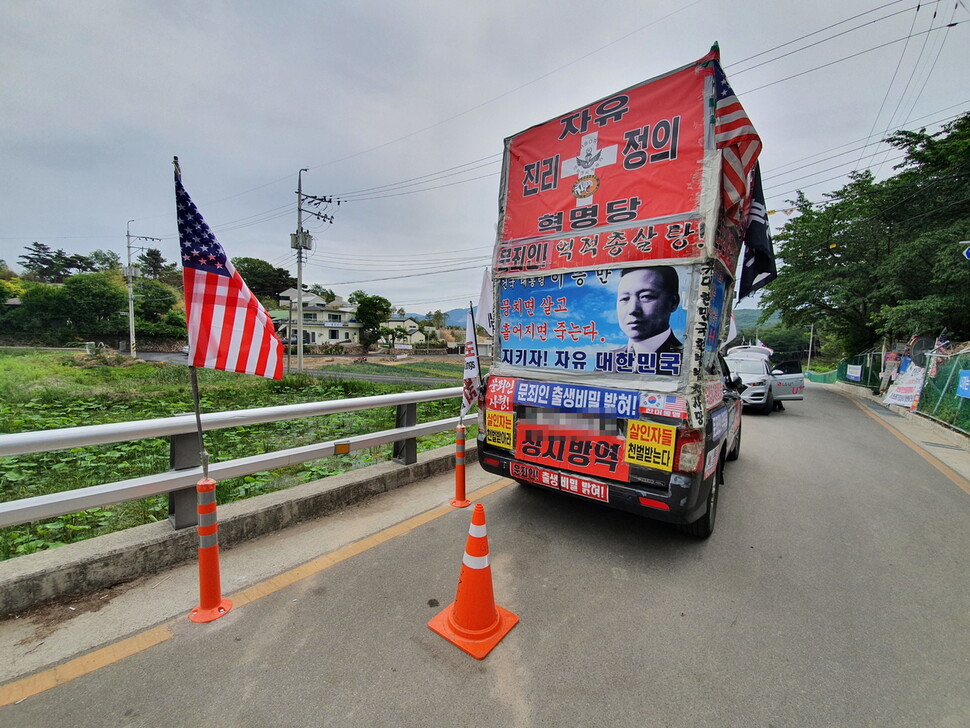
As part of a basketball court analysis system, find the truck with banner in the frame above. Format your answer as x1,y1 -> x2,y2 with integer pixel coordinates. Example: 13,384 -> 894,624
476,47 -> 773,538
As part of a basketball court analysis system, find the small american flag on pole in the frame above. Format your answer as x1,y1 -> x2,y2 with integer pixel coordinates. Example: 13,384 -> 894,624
175,160 -> 284,379
711,56 -> 761,226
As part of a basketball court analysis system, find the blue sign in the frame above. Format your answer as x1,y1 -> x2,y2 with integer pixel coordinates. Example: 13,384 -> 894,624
514,379 -> 641,418
497,266 -> 691,375
957,370 -> 970,399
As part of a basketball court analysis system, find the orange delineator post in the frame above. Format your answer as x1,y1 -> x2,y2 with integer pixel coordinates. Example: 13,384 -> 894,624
428,503 -> 518,659
450,424 -> 471,508
188,477 -> 232,623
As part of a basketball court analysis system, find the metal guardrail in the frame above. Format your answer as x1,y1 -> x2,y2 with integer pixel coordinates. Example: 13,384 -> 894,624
0,387 -> 464,530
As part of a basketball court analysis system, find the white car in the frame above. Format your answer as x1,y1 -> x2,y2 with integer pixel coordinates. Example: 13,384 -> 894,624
725,345 -> 804,415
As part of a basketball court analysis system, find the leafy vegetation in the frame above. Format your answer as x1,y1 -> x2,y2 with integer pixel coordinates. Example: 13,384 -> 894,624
0,351 -> 471,560
317,359 -> 466,379
231,257 -> 297,297
761,113 -> 970,354
348,290 -> 393,347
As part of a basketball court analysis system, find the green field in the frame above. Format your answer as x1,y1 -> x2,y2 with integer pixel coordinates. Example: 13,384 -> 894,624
315,359 -> 466,379
0,350 -> 471,560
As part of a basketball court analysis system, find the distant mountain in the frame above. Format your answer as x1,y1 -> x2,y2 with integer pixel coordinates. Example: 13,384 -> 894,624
404,309 -> 467,327
733,308 -> 779,330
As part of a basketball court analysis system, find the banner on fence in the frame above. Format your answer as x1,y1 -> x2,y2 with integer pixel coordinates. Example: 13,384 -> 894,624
883,364 -> 925,408
957,370 -> 970,399
846,364 -> 863,382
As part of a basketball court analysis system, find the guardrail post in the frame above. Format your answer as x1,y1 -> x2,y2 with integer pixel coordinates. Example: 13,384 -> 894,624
169,432 -> 200,530
392,399 -> 417,465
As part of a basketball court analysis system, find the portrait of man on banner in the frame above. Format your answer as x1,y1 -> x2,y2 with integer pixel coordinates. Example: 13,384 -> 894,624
612,265 -> 683,356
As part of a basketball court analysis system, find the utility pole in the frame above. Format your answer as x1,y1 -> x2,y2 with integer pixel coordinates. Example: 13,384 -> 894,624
124,222 -> 161,359
286,303 -> 293,375
126,221 -> 137,358
292,169 -> 310,373
290,170 -> 337,373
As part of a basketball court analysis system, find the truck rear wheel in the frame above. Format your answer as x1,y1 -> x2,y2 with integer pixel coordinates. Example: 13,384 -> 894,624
682,455 -> 722,539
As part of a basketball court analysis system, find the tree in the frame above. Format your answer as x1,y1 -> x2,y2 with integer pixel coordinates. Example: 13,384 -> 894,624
134,279 -> 178,321
88,249 -> 121,271
0,276 -> 27,302
425,310 -> 447,329
761,113 -> 970,351
61,272 -> 128,335
3,282 -> 68,333
3,273 -> 126,338
349,290 -> 392,348
137,248 -> 178,279
231,257 -> 296,298
17,242 -> 93,283
307,284 -> 336,303
379,326 -> 395,347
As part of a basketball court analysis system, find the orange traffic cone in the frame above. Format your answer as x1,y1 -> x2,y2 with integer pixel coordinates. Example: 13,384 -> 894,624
428,503 -> 518,659
189,477 -> 232,623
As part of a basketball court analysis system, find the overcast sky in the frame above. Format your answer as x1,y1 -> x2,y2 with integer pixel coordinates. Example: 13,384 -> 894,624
2,0 -> 967,313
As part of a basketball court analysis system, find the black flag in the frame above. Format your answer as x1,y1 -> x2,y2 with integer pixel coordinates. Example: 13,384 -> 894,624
737,163 -> 777,301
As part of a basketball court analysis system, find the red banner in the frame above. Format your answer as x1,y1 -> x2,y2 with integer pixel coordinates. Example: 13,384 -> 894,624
494,219 -> 704,273
509,462 -> 610,503
500,62 -> 707,247
515,425 -> 629,481
485,376 -> 517,412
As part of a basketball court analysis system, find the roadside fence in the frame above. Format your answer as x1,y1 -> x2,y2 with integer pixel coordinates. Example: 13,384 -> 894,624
0,387 -> 464,531
832,342 -> 969,436
836,350 -> 883,390
918,346 -> 970,434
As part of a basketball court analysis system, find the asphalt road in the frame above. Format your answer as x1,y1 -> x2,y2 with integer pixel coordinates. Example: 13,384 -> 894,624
3,384 -> 968,727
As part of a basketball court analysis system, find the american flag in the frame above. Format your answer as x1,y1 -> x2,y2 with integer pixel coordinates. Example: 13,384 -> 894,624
712,60 -> 761,226
175,167 -> 284,379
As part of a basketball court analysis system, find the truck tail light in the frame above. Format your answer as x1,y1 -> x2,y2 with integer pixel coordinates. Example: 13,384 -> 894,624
673,427 -> 705,473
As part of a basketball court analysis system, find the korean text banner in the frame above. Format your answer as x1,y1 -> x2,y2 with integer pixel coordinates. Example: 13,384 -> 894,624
500,59 -> 707,247
497,264 -> 692,376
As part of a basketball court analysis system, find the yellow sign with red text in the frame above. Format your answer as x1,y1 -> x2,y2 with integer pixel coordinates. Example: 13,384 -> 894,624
485,411 -> 514,450
624,421 -> 676,471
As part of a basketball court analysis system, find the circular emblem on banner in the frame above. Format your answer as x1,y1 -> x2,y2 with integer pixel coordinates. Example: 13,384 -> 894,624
571,175 -> 600,200
643,394 -> 661,407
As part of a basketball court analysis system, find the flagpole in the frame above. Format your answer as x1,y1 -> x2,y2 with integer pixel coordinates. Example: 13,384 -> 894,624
469,299 -> 483,394
174,156 -> 209,478
188,366 -> 210,479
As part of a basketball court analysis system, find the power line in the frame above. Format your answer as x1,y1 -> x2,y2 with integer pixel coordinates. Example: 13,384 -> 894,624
316,263 -> 489,287
730,0 -> 921,75
738,21 -> 963,96
853,2 -> 926,174
334,154 -> 502,198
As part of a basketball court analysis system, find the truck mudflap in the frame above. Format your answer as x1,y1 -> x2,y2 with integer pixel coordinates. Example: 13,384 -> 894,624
479,441 -> 712,525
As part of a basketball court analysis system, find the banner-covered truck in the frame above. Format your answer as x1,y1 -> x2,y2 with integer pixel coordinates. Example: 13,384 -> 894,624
476,48 -> 775,538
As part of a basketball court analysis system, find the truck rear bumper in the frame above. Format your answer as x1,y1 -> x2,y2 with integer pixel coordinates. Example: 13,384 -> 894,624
478,441 -> 708,525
